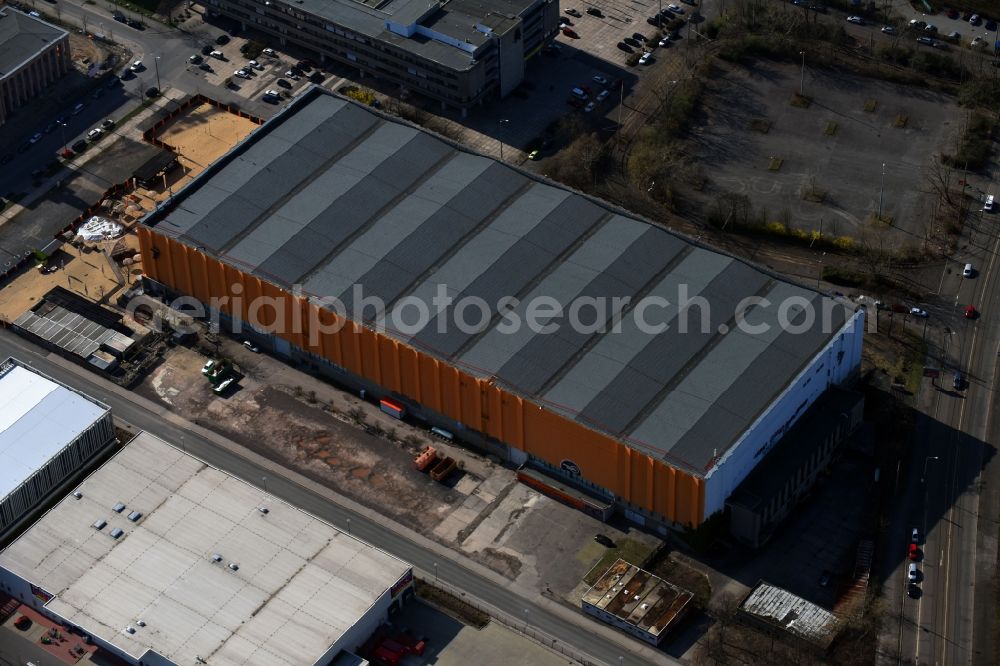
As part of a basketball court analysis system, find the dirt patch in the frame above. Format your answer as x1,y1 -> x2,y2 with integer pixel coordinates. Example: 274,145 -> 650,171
137,351 -> 457,531
151,103 -> 260,175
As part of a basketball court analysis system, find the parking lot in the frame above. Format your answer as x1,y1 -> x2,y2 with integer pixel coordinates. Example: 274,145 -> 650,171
689,59 -> 961,243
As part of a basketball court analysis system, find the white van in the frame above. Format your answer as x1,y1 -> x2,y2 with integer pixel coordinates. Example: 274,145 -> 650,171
963,263 -> 974,278
985,194 -> 994,212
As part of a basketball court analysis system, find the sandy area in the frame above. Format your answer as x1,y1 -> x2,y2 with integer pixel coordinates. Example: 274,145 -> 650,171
152,102 -> 261,177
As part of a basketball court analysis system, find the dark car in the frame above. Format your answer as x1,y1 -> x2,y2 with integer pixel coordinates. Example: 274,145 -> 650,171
560,16 -> 573,25
127,18 -> 144,30
216,34 -> 230,45
632,32 -> 647,41
309,72 -> 325,83
113,11 -> 126,22
624,36 -> 641,47
296,60 -> 312,72
648,16 -> 662,26
201,44 -> 213,56
617,41 -> 633,52
199,63 -> 212,71
987,20 -> 997,31
586,7 -> 603,16
561,26 -> 578,38
594,534 -> 615,548
276,78 -> 292,88
71,140 -> 88,153
953,372 -> 965,390
907,583 -> 921,599
16,141 -> 30,154
145,87 -> 160,98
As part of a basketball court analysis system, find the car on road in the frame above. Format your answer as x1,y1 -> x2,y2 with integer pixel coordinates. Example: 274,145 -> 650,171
528,149 -> 540,160
29,132 -> 42,144
881,25 -> 896,34
986,194 -> 995,212
71,140 -> 87,153
847,16 -> 864,25
592,74 -> 608,85
639,52 -> 653,65
965,305 -> 977,319
594,534 -> 615,547
908,543 -> 920,560
596,89 -> 610,101
908,563 -> 919,582
565,8 -> 581,17
909,307 -> 928,318
963,262 -> 974,277
243,340 -> 260,353
681,0 -> 695,4
912,527 -> 920,544
907,583 -> 921,598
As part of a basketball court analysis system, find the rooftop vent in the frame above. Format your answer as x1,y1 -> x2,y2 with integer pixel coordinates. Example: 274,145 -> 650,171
228,562 -> 239,571
127,511 -> 142,522
72,492 -> 83,500
211,553 -> 223,563
110,528 -> 124,539
93,519 -> 107,530
112,502 -> 125,513
258,506 -> 269,514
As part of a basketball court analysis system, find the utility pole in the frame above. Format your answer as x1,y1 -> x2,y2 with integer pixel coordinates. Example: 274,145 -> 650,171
878,162 -> 885,221
799,51 -> 806,96
498,118 -> 509,161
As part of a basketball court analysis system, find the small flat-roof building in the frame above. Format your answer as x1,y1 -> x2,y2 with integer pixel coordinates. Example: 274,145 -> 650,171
739,582 -> 841,652
0,8 -> 71,127
0,357 -> 114,539
581,558 -> 693,645
0,431 -> 414,666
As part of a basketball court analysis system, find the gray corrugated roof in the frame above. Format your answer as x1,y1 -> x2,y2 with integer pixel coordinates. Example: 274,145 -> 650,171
145,88 -> 856,476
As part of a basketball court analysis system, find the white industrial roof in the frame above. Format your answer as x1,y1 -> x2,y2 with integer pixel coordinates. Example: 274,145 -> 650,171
0,361 -> 108,501
0,432 -> 412,665
740,582 -> 841,647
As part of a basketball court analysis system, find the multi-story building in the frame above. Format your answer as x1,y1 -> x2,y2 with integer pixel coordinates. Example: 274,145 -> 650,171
0,8 -> 72,127
205,0 -> 560,113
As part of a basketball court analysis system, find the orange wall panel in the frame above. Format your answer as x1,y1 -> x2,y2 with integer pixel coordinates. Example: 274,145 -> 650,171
140,236 -> 706,526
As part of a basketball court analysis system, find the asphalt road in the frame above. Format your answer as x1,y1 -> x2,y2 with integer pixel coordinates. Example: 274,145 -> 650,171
0,328 -> 673,666
884,201 -> 1000,665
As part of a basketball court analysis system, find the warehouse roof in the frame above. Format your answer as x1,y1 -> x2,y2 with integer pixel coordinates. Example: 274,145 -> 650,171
143,87 -> 856,475
0,431 -> 412,666
0,8 -> 66,79
0,358 -> 108,501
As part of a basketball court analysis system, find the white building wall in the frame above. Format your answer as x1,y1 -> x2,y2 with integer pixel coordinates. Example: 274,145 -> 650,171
702,310 -> 865,517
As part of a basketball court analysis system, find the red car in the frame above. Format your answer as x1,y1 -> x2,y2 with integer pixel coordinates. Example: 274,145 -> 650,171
561,27 -> 578,38
946,9 -> 959,19
908,543 -> 920,561
965,305 -> 977,319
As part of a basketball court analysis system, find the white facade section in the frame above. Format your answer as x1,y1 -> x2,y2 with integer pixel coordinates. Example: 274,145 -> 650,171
702,309 -> 865,517
0,432 -> 413,666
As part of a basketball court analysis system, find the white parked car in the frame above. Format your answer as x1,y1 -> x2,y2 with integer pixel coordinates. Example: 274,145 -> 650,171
667,4 -> 683,13
285,70 -> 300,80
262,48 -> 276,56
639,52 -> 653,65
847,16 -> 864,25
596,89 -> 610,102
210,50 -> 224,59
233,70 -> 250,79
87,128 -> 104,141
881,26 -> 896,35
263,89 -> 281,99
584,101 -> 596,113
592,74 -> 608,85
909,307 -> 928,318
248,60 -> 264,70
130,60 -> 144,72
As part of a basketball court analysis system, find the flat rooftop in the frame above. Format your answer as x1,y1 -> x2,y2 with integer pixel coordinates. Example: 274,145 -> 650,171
288,0 -> 531,70
143,87 -> 855,475
0,8 -> 66,79
582,558 -> 692,641
740,582 -> 841,648
0,431 -> 412,665
0,358 -> 108,501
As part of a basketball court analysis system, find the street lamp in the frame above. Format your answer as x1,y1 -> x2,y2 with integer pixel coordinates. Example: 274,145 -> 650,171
262,475 -> 267,493
498,118 -> 509,161
346,517 -> 351,534
433,562 -> 438,582
799,51 -> 806,96
56,119 -> 67,153
922,456 -> 939,484
153,55 -> 162,93
877,162 -> 886,221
